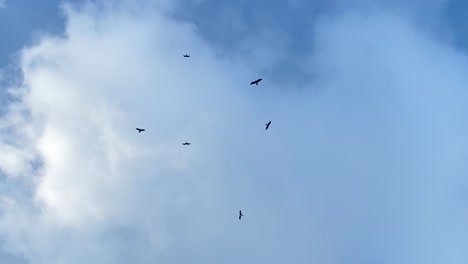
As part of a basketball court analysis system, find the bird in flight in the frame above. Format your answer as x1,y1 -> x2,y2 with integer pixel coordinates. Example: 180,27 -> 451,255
265,121 -> 271,130
182,141 -> 191,145
239,210 -> 243,220
183,54 -> 190,57
250,78 -> 262,85
136,128 -> 145,133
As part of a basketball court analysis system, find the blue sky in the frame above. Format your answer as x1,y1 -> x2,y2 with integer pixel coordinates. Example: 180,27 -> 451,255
0,0 -> 66,67
0,0 -> 467,72
1,0 -> 468,263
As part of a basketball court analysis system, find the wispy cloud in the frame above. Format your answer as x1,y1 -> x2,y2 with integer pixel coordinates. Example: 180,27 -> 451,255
1,0 -> 468,263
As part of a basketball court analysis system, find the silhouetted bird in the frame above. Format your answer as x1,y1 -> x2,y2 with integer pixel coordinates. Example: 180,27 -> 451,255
136,128 -> 145,133
250,78 -> 262,85
183,54 -> 190,57
265,121 -> 271,130
182,141 -> 191,145
239,210 -> 243,220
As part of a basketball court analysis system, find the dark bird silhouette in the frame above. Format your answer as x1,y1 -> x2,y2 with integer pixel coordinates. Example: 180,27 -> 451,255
183,54 -> 190,57
250,78 -> 262,85
239,210 -> 243,220
182,141 -> 191,145
136,128 -> 145,133
265,121 -> 271,130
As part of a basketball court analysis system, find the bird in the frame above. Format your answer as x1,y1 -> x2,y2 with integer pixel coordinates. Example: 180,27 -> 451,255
183,54 -> 190,57
182,141 -> 191,145
239,210 -> 243,220
250,78 -> 262,85
136,128 -> 145,133
265,121 -> 271,130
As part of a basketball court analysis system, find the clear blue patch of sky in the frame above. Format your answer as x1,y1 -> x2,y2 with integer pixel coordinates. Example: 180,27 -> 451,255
0,0 -> 73,114
444,0 -> 468,49
0,0 -> 67,68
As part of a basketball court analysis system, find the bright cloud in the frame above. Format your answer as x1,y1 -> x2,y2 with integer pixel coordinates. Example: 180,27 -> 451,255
1,0 -> 468,263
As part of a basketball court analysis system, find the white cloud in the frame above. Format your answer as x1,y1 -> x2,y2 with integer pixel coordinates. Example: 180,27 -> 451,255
1,0 -> 468,263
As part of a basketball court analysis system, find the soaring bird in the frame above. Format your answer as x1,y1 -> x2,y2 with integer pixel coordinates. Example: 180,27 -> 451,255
136,128 -> 145,133
265,121 -> 271,130
182,141 -> 191,145
250,78 -> 262,85
183,54 -> 190,57
239,210 -> 243,220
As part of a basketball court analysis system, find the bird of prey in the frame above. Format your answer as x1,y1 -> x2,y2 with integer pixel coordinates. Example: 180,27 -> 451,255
183,54 -> 190,57
265,121 -> 271,130
250,78 -> 262,85
239,210 -> 243,220
182,141 -> 191,145
136,128 -> 145,133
